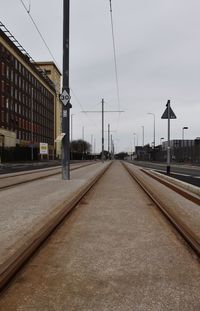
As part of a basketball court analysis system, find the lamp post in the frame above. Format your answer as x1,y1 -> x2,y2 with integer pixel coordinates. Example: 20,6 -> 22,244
133,133 -> 137,152
182,126 -> 188,140
141,126 -> 144,147
148,112 -> 155,148
182,126 -> 188,162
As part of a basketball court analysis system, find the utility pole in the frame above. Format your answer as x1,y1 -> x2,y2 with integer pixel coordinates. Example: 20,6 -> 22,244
142,126 -> 144,147
94,138 -> 96,160
61,0 -> 71,180
91,134 -> 93,154
108,123 -> 110,157
102,99 -> 104,162
82,126 -> 84,140
82,100 -> 123,163
31,87 -> 34,161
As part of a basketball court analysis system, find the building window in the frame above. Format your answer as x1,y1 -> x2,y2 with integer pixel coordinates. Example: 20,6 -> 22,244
1,81 -> 5,92
6,66 -> 9,79
1,62 -> 5,76
10,70 -> 14,82
6,98 -> 9,109
1,95 -> 5,107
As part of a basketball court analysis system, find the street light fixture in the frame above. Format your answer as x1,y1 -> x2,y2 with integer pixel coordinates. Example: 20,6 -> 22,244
182,126 -> 188,140
147,112 -> 155,148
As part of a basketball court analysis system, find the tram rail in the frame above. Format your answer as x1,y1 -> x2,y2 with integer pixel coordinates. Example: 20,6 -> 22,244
0,162 -> 97,190
122,161 -> 200,258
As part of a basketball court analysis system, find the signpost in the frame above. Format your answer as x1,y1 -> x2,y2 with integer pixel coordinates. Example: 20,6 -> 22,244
61,0 -> 72,180
161,100 -> 177,175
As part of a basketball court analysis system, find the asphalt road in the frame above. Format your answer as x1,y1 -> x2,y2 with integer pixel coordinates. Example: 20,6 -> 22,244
127,160 -> 200,187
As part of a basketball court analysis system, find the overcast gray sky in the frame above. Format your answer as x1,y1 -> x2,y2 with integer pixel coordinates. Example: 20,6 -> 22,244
1,0 -> 200,152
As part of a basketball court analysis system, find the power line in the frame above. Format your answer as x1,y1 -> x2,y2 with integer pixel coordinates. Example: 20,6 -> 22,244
19,0 -> 60,70
109,0 -> 121,113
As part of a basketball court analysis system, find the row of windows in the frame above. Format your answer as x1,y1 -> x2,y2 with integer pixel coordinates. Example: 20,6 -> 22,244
0,96 -> 53,122
0,63 -> 54,100
1,110 -> 53,131
1,87 -> 53,114
0,112 -> 53,140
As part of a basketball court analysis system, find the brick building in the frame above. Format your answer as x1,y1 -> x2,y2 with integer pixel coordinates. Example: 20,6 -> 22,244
0,22 -> 58,160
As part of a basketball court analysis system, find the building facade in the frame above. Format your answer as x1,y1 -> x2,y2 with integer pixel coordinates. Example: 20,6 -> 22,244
35,62 -> 62,158
0,23 -> 57,160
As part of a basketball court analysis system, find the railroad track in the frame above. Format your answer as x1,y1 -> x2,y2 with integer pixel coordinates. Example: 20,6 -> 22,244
1,161 -> 199,309
0,162 -> 97,190
0,161 -> 112,290
122,161 -> 200,258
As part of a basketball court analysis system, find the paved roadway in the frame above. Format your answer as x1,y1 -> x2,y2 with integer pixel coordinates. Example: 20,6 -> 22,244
127,160 -> 200,187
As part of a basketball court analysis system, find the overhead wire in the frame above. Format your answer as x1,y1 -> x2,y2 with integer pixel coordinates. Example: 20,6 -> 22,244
109,0 -> 122,148
19,0 -> 60,70
109,0 -> 121,113
19,0 -> 95,127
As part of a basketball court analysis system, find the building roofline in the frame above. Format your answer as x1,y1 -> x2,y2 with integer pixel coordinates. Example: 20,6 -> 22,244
35,61 -> 62,76
0,22 -> 56,93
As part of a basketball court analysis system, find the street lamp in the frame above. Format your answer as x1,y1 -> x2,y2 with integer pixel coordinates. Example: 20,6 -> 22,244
133,133 -> 137,152
182,126 -> 188,140
148,112 -> 155,148
141,126 -> 144,147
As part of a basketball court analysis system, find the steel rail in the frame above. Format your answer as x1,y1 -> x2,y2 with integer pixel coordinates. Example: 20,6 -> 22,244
0,161 -> 95,179
0,162 -> 97,191
122,162 -> 200,258
0,162 -> 113,291
141,169 -> 200,205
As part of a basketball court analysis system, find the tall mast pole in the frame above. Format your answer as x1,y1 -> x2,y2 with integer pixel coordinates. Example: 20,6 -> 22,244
102,98 -> 104,163
62,0 -> 71,180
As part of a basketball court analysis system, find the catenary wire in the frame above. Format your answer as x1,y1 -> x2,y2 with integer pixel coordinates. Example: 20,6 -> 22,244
109,0 -> 122,148
109,1 -> 121,115
19,0 -> 60,70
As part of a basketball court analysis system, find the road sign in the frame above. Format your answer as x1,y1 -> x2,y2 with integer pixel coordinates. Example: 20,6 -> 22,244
55,133 -> 66,142
60,90 -> 71,106
161,107 -> 176,119
39,142 -> 48,155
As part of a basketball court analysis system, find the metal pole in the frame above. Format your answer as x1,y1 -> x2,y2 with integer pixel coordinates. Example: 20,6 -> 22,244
142,126 -> 144,147
91,134 -> 93,154
71,114 -> 74,141
108,123 -> 110,157
102,98 -> 104,163
167,100 -> 170,175
94,138 -> 96,160
153,114 -> 155,148
182,127 -> 184,141
82,126 -> 84,140
62,0 -> 71,180
110,134 -> 113,159
31,87 -> 34,161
